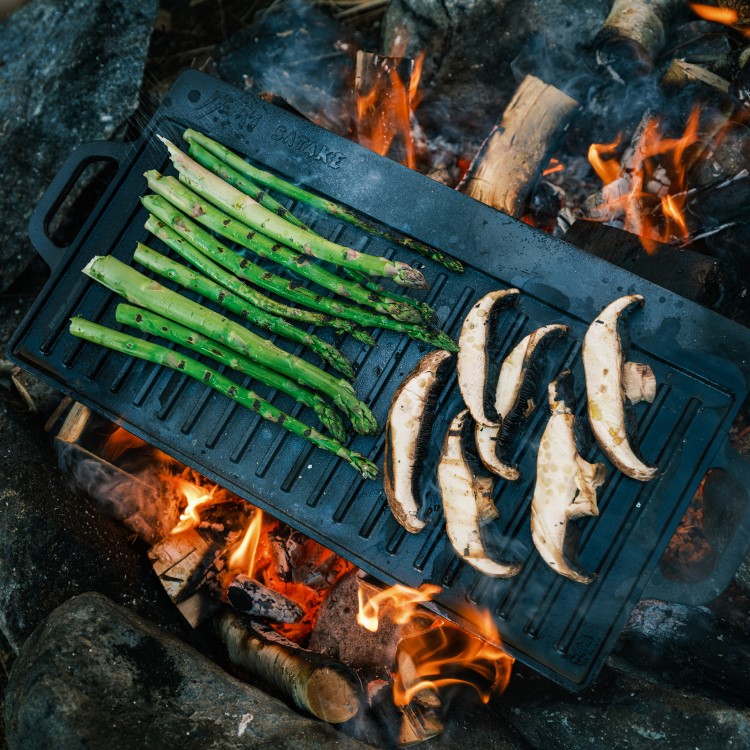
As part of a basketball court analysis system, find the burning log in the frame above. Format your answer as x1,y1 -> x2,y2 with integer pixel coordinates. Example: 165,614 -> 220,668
367,679 -> 444,747
216,610 -> 361,724
662,59 -> 731,92
595,0 -> 683,77
460,75 -> 579,217
227,574 -> 304,624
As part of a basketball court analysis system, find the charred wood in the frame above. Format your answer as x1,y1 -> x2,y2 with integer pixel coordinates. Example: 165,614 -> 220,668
216,610 -> 361,724
227,574 -> 304,624
461,75 -> 579,217
367,679 -> 444,747
662,59 -> 731,92
595,0 -> 684,77
563,219 -> 727,310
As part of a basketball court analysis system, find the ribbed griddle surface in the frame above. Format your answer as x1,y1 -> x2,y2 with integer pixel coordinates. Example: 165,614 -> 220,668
9,70 -> 750,689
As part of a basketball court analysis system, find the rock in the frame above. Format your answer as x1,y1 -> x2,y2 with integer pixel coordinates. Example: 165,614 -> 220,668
501,663 -> 750,750
0,0 -> 158,292
4,593 -> 370,750
736,551 -> 750,598
0,396 -> 184,653
382,0 -> 609,150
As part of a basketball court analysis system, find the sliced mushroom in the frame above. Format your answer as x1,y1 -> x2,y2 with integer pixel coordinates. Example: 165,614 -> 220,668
457,288 -> 520,426
622,362 -> 656,405
531,374 -> 607,584
583,295 -> 658,481
438,410 -> 521,578
475,324 -> 568,480
384,350 -> 454,533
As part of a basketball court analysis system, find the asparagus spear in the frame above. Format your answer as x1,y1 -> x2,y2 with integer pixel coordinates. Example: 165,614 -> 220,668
116,304 -> 347,441
160,136 -> 428,289
183,128 -> 464,273
143,195 -> 458,352
82,255 -> 379,435
132,242 -> 355,380
146,172 -> 422,325
69,317 -> 377,479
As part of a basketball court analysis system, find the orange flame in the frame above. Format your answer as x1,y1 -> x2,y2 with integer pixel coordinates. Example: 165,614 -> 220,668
588,135 -> 622,185
393,611 -> 514,706
357,582 -> 442,631
542,158 -> 565,177
101,426 -> 148,462
229,510 -> 264,577
169,478 -> 217,534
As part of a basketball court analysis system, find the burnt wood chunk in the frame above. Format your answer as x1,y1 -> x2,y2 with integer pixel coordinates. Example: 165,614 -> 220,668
461,74 -> 579,217
228,574 -> 304,624
564,220 -> 726,309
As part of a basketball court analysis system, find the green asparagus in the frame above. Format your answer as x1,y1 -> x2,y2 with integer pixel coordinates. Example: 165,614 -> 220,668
133,242 -> 355,379
143,195 -> 457,352
69,317 -> 377,478
183,128 -> 464,272
82,255 -> 378,435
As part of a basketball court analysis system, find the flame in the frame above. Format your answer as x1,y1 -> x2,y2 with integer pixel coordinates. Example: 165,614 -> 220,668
690,3 -> 750,37
229,510 -> 264,577
101,426 -> 148,462
357,582 -> 442,631
542,158 -> 565,177
588,135 -> 622,185
393,610 -> 513,707
169,478 -> 217,534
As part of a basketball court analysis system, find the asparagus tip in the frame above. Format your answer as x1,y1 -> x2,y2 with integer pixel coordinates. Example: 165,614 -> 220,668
398,267 -> 430,290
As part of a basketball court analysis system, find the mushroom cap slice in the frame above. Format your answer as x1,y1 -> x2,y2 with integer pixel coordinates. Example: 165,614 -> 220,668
531,376 -> 607,584
583,295 -> 658,482
384,350 -> 454,533
475,423 -> 521,481
457,288 -> 520,426
438,409 -> 521,578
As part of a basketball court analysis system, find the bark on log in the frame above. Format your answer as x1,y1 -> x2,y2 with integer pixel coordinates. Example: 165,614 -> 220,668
216,610 -> 361,724
662,59 -> 731,92
227,574 -> 304,624
367,679 -> 444,747
460,75 -> 579,217
595,0 -> 684,76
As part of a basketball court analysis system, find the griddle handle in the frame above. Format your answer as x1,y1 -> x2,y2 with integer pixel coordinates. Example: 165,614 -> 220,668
28,141 -> 130,271
642,440 -> 750,606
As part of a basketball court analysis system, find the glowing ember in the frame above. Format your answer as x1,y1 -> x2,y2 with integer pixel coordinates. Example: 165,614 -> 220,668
169,478 -> 217,535
356,582 -> 441,632
393,611 -> 513,707
229,510 -> 264,576
542,158 -> 565,177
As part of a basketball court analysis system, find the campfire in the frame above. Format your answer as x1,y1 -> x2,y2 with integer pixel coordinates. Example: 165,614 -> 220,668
2,1 -> 750,749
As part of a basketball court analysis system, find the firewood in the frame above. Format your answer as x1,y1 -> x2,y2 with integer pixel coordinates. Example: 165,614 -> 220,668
216,610 -> 361,724
367,679 -> 444,747
460,75 -> 579,217
227,574 -> 304,624
662,59 -> 731,92
595,0 -> 684,77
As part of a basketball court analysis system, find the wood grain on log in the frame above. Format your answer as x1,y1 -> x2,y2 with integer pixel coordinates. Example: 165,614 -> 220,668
461,75 -> 579,217
216,610 -> 361,724
228,574 -> 304,624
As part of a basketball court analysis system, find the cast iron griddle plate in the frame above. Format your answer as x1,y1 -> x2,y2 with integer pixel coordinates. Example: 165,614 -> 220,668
8,70 -> 750,690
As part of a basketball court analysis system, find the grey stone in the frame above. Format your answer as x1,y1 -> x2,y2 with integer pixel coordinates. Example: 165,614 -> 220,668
0,395 -> 184,653
0,0 -> 158,292
736,551 -> 750,598
4,593 -> 371,750
382,0 -> 609,149
502,664 -> 750,750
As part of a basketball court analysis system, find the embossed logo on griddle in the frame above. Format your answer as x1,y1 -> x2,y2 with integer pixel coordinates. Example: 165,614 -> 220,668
272,126 -> 346,169
194,93 -> 262,134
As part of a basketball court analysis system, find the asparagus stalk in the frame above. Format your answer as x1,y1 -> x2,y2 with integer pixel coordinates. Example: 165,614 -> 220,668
132,242 -> 355,380
116,304 -> 347,442
183,128 -> 464,273
82,256 -> 379,435
160,136 -> 428,289
143,210 -> 367,341
145,173 -> 426,326
143,195 -> 458,352
69,317 -> 377,478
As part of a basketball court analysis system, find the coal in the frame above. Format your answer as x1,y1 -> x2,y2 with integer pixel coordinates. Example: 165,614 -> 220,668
0,0 -> 158,292
4,593 -> 370,750
0,396 -> 184,653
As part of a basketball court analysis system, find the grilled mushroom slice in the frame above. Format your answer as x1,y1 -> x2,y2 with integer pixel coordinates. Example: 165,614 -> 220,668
623,362 -> 656,405
438,409 -> 521,578
531,374 -> 607,584
583,295 -> 658,481
457,288 -> 520,426
384,350 -> 454,533
475,324 -> 568,480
